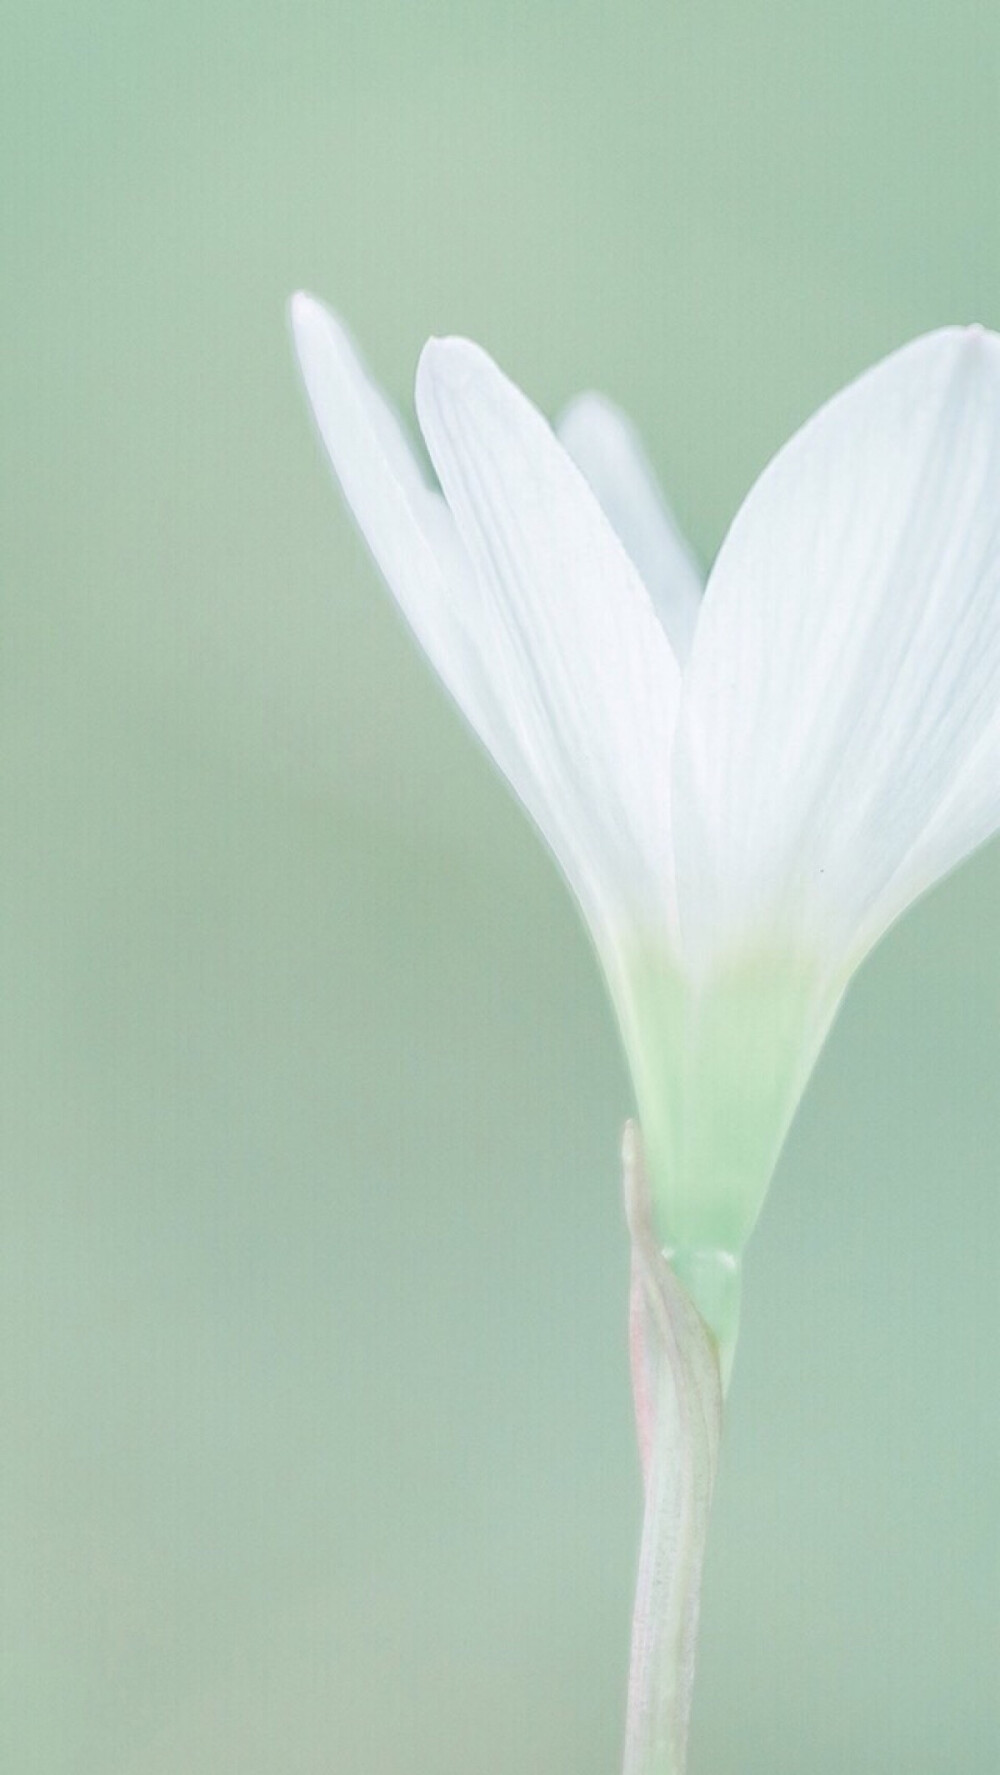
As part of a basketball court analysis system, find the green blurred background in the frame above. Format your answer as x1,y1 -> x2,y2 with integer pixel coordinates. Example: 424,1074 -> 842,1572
2,2 -> 999,1770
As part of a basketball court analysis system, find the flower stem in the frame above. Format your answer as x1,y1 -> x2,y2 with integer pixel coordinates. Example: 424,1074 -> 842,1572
622,1124 -> 723,1775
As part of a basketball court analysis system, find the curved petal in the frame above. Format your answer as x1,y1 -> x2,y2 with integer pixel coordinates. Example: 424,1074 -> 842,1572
415,335 -> 682,938
290,293 -> 506,748
291,296 -> 680,938
862,705 -> 1000,950
556,392 -> 702,661
672,326 -> 1000,976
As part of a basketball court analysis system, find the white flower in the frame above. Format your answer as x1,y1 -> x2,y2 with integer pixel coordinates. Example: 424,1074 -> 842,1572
291,295 -> 1000,1351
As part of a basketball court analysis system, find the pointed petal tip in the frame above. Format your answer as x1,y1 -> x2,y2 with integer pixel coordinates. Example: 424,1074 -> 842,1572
557,388 -> 614,426
416,333 -> 503,405
958,320 -> 1000,365
852,323 -> 1000,388
288,289 -> 323,335
419,332 -> 483,359
289,291 -> 361,354
936,320 -> 1000,359
555,389 -> 629,457
288,298 -> 374,408
287,292 -> 350,373
903,320 -> 1000,375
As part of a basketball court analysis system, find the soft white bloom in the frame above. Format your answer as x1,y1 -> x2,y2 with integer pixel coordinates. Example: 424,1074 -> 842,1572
291,294 -> 1000,1351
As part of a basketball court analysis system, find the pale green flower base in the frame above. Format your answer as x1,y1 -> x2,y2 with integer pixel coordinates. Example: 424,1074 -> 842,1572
616,923 -> 982,1768
611,940 -> 843,1365
616,947 -> 847,1767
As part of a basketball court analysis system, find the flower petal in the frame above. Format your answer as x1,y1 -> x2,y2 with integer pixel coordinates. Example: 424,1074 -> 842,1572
415,336 -> 683,937
289,293 -> 508,753
292,297 -> 680,938
672,326 -> 1000,975
866,706 -> 1000,948
556,392 -> 702,661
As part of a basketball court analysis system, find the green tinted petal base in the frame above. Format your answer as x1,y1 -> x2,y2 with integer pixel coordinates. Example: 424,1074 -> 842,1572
609,938 -> 844,1360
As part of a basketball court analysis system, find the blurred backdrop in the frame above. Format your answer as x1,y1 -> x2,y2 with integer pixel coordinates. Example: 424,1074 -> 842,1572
2,3 -> 999,1770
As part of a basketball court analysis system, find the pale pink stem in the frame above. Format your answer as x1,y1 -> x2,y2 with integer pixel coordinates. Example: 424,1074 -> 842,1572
622,1123 -> 723,1775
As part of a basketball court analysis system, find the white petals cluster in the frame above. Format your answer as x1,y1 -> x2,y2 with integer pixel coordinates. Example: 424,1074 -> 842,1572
292,296 -> 1000,1335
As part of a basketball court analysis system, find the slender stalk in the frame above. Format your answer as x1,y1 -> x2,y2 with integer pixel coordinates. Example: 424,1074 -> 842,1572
622,1124 -> 723,1775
